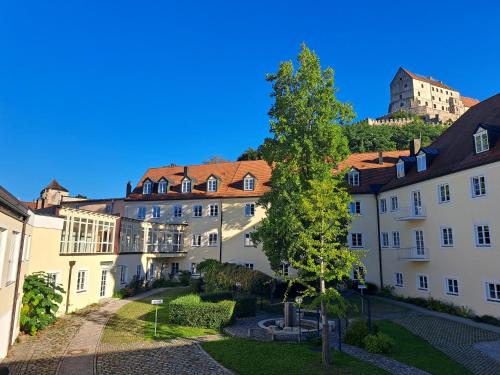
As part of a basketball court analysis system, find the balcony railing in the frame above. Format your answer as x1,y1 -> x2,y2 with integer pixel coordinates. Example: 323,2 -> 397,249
395,206 -> 427,221
398,247 -> 430,261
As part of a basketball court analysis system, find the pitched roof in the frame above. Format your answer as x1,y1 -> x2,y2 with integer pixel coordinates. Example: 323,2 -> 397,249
400,67 -> 456,91
337,150 -> 410,194
45,179 -> 69,192
0,186 -> 29,217
382,93 -> 500,192
22,201 -> 38,210
461,96 -> 480,108
126,160 -> 272,200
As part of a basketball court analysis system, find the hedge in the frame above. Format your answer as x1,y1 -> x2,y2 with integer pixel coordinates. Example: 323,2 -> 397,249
201,291 -> 257,318
164,294 -> 235,329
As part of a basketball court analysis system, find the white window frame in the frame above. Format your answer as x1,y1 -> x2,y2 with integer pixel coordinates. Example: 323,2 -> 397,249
191,262 -> 198,275
0,227 -> 8,285
192,205 -> 203,218
181,178 -> 192,193
350,233 -> 363,248
471,175 -> 487,198
76,269 -> 89,293
208,204 -> 219,217
244,232 -> 255,247
475,224 -> 491,247
158,180 -> 168,194
245,203 -> 256,217
379,198 -> 387,214
444,277 -> 459,296
381,232 -> 389,248
485,281 -> 500,303
244,263 -> 254,270
137,206 -> 146,220
207,177 -> 218,192
390,196 -> 398,212
416,153 -> 427,172
142,181 -> 152,195
22,234 -> 32,261
395,272 -> 404,287
243,176 -> 255,191
392,231 -> 400,248
440,227 -> 454,247
7,231 -> 21,284
208,232 -> 218,247
191,234 -> 202,247
348,170 -> 360,187
350,201 -> 362,215
136,265 -> 142,279
396,161 -> 405,178
46,271 -> 61,288
152,206 -> 161,219
416,274 -> 429,291
474,130 -> 489,154
438,183 -> 451,204
119,265 -> 128,285
173,205 -> 183,218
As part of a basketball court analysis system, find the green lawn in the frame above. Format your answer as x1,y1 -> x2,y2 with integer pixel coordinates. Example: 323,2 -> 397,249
101,287 -> 217,344
377,320 -> 472,375
202,337 -> 388,375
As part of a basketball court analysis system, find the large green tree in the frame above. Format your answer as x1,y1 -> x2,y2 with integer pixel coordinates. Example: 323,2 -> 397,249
253,44 -> 361,367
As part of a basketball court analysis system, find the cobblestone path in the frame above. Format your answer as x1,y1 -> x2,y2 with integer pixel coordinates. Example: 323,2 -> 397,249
395,315 -> 500,375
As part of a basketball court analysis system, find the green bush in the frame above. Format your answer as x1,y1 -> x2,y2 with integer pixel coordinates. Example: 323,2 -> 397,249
364,282 -> 378,295
20,272 -> 65,335
344,319 -> 378,346
189,278 -> 203,293
363,332 -> 395,354
179,271 -> 192,286
113,288 -> 134,299
201,291 -> 257,318
473,315 -> 500,326
164,294 -> 235,329
152,278 -> 180,288
201,291 -> 233,302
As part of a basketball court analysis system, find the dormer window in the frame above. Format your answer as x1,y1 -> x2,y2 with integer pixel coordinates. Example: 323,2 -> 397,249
207,177 -> 218,192
416,153 -> 427,172
181,178 -> 192,193
348,170 -> 360,187
158,179 -> 168,194
143,180 -> 152,194
474,129 -> 489,154
243,174 -> 255,191
396,161 -> 405,178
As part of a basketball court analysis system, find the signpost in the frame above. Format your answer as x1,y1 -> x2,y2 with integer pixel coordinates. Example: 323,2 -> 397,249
151,299 -> 163,336
358,284 -> 367,314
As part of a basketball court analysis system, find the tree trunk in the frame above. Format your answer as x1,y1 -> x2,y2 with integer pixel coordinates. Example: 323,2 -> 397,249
320,260 -> 331,367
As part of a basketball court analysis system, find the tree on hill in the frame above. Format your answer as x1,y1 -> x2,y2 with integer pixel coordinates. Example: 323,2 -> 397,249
237,146 -> 263,161
203,155 -> 229,164
253,44 -> 361,368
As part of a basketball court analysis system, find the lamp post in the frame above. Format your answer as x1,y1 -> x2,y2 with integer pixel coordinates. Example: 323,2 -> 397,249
295,296 -> 303,342
235,281 -> 241,299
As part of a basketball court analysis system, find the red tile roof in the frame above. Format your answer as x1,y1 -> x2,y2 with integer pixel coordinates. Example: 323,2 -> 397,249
22,201 -> 38,210
401,67 -> 456,91
382,94 -> 500,192
461,96 -> 480,108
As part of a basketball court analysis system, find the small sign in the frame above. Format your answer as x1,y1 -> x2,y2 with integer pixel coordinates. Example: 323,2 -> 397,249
151,299 -> 163,305
358,285 -> 367,290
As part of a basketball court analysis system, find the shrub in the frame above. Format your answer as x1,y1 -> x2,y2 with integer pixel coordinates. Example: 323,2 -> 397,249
113,288 -> 134,299
473,315 -> 500,327
363,332 -> 395,354
128,276 -> 145,292
20,272 -> 65,335
164,294 -> 235,329
344,319 -> 378,346
364,282 -> 379,295
179,271 -> 192,286
152,278 -> 180,288
379,285 -> 395,297
201,291 -> 233,303
189,278 -> 203,293
201,291 -> 257,318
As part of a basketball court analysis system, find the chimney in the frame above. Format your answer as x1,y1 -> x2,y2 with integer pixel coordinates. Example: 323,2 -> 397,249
378,151 -> 384,165
409,139 -> 421,156
126,181 -> 132,197
183,166 -> 189,177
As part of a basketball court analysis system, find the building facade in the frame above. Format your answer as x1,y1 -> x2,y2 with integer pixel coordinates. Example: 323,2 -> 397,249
388,67 -> 479,123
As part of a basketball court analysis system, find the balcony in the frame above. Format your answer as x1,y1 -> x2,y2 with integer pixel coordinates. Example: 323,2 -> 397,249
396,206 -> 427,221
398,247 -> 430,261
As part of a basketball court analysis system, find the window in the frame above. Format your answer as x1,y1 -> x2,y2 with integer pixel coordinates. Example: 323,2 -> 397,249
244,263 -> 254,270
395,272 -> 404,287
173,205 -> 182,217
46,272 -> 60,288
350,233 -> 363,248
396,162 -> 405,178
486,282 -> 500,302
243,176 -> 255,191
136,265 -> 142,278
22,234 -> 32,261
105,203 -> 113,213
392,231 -> 400,248
192,205 -> 203,217
349,201 -> 362,215
158,180 -> 168,194
137,207 -> 146,219
471,176 -> 486,197
417,274 -> 429,291
474,130 -> 489,153
207,178 -> 218,192
149,263 -> 156,279
348,170 -> 360,186
421,83 -> 424,88
441,227 -> 454,247
432,87 -> 435,91
399,94 -> 402,99
417,91 -> 420,96
191,263 -> 197,274
445,278 -> 459,296
208,233 -> 218,246
171,262 -> 179,274
143,181 -> 152,194
379,198 -> 387,213
281,263 -> 289,277
415,230 -> 425,253
152,206 -> 161,219
119,265 -> 127,285
76,270 -> 88,292
433,104 -> 437,109
245,203 -> 255,217
438,184 -> 450,203
7,231 -> 21,283
0,228 -> 7,282
191,234 -> 202,247
181,178 -> 192,193
416,153 -> 427,172
353,266 -> 365,281
475,225 -> 491,247
400,102 -> 404,107
381,232 -> 389,248
209,204 -> 219,217
244,232 -> 255,247
390,196 -> 398,211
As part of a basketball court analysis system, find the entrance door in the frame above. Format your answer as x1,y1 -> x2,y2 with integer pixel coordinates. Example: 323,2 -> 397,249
412,191 -> 422,216
100,269 -> 108,297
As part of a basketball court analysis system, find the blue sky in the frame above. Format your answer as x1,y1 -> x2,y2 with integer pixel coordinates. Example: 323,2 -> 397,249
1,0 -> 499,201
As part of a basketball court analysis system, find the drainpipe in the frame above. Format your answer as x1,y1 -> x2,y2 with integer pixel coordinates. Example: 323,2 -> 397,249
8,216 -> 28,350
65,261 -> 76,314
219,199 -> 223,262
375,192 -> 384,288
